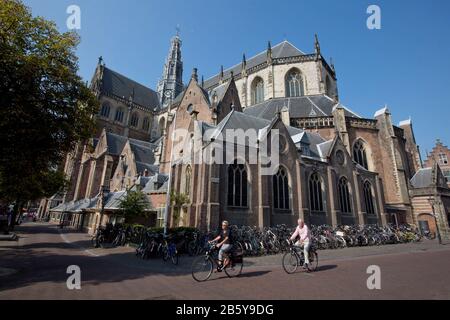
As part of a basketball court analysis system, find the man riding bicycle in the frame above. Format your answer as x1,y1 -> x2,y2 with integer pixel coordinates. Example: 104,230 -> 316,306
290,219 -> 311,269
210,220 -> 232,272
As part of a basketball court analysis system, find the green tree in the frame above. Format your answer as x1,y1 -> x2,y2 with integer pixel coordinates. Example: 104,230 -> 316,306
170,192 -> 190,227
118,190 -> 150,223
0,0 -> 99,227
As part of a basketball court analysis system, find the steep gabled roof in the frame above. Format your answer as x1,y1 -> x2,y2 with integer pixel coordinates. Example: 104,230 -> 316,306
204,41 -> 305,89
243,95 -> 360,120
106,132 -> 128,156
410,168 -> 433,188
99,66 -> 160,110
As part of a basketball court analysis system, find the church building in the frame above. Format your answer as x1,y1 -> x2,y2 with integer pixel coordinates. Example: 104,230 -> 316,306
43,34 -> 450,239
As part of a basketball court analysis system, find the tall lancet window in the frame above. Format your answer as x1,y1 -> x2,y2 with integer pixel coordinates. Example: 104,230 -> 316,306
273,167 -> 290,210
353,140 -> 369,170
251,77 -> 265,105
338,177 -> 352,214
363,181 -> 375,215
227,160 -> 248,207
285,69 -> 304,97
309,173 -> 324,213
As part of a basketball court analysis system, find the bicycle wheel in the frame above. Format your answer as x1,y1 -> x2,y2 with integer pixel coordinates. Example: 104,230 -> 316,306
282,252 -> 299,274
171,253 -> 179,265
191,256 -> 214,282
91,236 -> 97,248
225,258 -> 243,278
307,251 -> 319,272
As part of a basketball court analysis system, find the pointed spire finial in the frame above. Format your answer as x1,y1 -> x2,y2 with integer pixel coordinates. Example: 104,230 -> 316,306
267,41 -> 273,64
330,57 -> 335,71
191,68 -> 198,82
219,65 -> 224,83
315,34 -> 321,56
201,75 -> 204,88
98,56 -> 103,66
241,53 -> 247,75
175,24 -> 181,37
230,70 -> 234,80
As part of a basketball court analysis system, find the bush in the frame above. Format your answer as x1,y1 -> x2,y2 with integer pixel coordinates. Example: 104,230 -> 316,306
146,226 -> 199,235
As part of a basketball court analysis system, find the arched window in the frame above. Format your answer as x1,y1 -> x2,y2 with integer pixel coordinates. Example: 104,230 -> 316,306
309,173 -> 324,212
142,117 -> 150,131
353,140 -> 369,170
363,181 -> 375,215
251,77 -> 264,105
326,76 -> 333,97
273,167 -> 290,210
114,108 -> 124,123
227,160 -> 248,207
185,166 -> 191,196
285,69 -> 304,97
130,112 -> 139,128
100,102 -> 111,118
338,177 -> 352,214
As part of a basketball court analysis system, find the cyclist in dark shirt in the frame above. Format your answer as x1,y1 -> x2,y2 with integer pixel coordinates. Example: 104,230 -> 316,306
210,220 -> 232,272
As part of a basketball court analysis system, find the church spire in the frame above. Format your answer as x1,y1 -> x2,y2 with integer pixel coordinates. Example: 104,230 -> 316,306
157,31 -> 184,108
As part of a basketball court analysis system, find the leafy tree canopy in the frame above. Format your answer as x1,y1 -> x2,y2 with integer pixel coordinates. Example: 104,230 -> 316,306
118,190 -> 150,222
0,0 -> 99,204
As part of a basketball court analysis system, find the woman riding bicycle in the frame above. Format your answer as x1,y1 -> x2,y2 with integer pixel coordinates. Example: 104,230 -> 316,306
290,219 -> 311,269
210,220 -> 232,272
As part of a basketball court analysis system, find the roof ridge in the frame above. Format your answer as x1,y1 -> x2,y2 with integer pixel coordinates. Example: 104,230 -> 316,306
104,66 -> 155,93
204,40 -> 304,83
306,96 -> 327,116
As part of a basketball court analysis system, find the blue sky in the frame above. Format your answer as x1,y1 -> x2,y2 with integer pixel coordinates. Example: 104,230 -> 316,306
23,0 -> 450,156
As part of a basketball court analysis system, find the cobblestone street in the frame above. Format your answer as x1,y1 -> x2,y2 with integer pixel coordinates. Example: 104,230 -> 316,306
1,223 -> 449,300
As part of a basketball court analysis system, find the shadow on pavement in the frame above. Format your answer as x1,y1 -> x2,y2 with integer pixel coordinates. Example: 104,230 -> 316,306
238,270 -> 272,278
315,264 -> 337,272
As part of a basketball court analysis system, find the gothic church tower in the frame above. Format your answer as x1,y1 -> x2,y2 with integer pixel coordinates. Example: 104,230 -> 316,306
157,32 -> 184,108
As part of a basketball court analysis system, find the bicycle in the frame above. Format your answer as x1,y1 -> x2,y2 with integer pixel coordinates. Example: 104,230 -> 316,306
282,241 -> 319,274
91,227 -> 106,248
162,235 -> 179,265
191,241 -> 244,282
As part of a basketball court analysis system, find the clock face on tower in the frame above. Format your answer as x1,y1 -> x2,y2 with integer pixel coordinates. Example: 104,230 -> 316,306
164,90 -> 172,98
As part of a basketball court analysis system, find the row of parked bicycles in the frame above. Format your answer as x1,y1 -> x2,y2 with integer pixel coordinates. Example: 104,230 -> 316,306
91,223 -> 426,261
226,224 -> 425,256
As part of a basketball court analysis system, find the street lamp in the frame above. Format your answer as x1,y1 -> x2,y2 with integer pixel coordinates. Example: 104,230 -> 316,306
428,197 -> 443,245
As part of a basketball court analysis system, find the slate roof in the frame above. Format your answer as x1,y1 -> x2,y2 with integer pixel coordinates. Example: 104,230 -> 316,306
202,110 -> 325,160
317,139 -> 334,159
103,191 -> 127,210
243,95 -> 360,120
51,198 -> 97,213
204,110 -> 272,143
100,66 -> 160,110
129,141 -> 156,164
204,41 -> 304,89
106,132 -> 128,156
142,173 -> 169,193
136,162 -> 159,176
410,168 -> 433,188
209,82 -> 229,103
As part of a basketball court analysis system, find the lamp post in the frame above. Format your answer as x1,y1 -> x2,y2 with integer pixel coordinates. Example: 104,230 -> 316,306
99,185 -> 109,229
163,110 -> 178,236
428,197 -> 442,245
